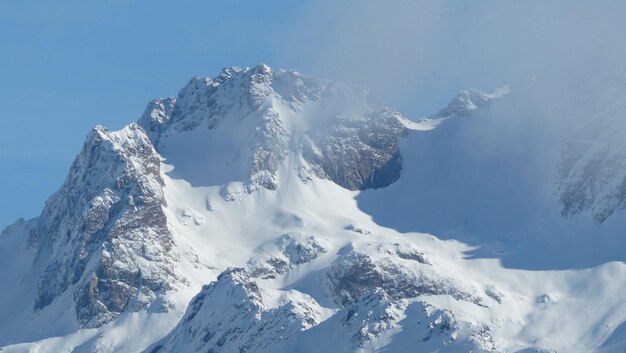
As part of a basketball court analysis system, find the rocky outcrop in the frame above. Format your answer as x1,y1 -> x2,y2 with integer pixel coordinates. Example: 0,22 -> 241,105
149,268 -> 324,353
433,86 -> 510,118
327,249 -> 485,308
301,107 -> 406,190
248,233 -> 326,279
33,124 -> 179,328
138,97 -> 176,143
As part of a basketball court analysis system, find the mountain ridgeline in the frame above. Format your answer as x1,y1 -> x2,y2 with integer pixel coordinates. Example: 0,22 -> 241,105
2,65 -> 626,353
138,64 -> 406,191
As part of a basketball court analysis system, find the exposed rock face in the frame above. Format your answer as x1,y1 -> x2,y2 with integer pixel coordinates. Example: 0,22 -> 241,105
248,233 -> 326,279
149,268 -> 324,353
301,107 -> 406,190
33,124 -> 179,328
140,97 -> 176,143
327,249 -> 485,308
138,64 -> 408,191
433,87 -> 509,118
327,292 -> 487,352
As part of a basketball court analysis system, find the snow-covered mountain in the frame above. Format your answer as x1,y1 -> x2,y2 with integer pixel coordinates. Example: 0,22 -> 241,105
138,64 -> 406,191
2,65 -> 626,353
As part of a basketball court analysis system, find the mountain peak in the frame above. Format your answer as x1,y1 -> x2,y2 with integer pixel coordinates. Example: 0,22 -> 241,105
251,62 -> 272,75
32,121 -> 179,328
138,66 -> 407,192
434,85 -> 510,118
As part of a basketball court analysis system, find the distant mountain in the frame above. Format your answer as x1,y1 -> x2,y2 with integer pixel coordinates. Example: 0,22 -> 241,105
2,65 -> 626,353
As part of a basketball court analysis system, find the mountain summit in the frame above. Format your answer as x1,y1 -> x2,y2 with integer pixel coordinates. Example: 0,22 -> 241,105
138,64 -> 406,191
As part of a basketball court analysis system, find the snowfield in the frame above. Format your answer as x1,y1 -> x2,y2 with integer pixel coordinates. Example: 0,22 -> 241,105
2,65 -> 626,353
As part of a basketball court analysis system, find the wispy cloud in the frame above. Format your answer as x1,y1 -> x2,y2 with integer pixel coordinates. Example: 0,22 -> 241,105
279,1 -> 626,116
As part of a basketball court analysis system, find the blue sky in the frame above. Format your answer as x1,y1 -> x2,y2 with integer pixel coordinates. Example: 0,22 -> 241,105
1,0 -> 312,226
1,1 -> 623,227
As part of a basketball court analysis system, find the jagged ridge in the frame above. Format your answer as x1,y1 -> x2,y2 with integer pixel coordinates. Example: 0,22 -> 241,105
138,64 -> 407,191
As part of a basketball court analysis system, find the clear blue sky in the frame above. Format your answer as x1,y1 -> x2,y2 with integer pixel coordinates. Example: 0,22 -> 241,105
1,1 -> 620,227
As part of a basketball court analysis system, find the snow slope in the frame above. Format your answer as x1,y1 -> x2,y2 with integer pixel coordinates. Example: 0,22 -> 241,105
2,65 -> 626,353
